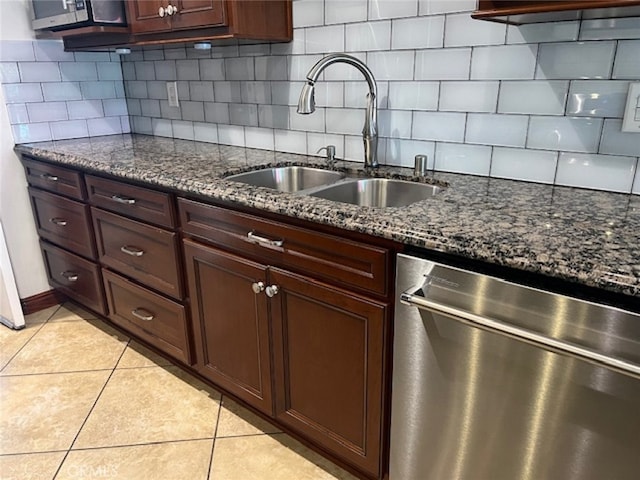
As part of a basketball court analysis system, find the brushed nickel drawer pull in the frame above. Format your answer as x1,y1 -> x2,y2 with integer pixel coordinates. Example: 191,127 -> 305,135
247,231 -> 284,248
60,271 -> 78,282
49,217 -> 67,226
120,245 -> 145,257
40,173 -> 59,181
131,308 -> 154,321
111,195 -> 136,205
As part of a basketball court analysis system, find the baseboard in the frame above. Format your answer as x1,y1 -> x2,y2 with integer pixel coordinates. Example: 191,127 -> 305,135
21,289 -> 67,315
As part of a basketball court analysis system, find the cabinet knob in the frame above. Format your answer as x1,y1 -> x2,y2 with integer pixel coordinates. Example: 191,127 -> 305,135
167,4 -> 178,15
265,285 -> 279,298
158,6 -> 166,17
252,281 -> 265,294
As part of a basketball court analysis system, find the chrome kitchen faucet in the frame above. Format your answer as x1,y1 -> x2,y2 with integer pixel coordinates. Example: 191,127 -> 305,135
297,54 -> 379,168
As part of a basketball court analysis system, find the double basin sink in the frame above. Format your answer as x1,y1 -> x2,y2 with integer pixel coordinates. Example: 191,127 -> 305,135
225,166 -> 442,208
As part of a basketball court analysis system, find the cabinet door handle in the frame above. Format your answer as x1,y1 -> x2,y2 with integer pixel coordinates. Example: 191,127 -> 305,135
167,4 -> 178,15
252,281 -> 265,294
49,217 -> 67,226
120,245 -> 145,257
111,194 -> 136,205
247,231 -> 284,248
40,173 -> 58,182
60,271 -> 78,282
158,5 -> 166,17
265,285 -> 279,298
131,308 -> 154,321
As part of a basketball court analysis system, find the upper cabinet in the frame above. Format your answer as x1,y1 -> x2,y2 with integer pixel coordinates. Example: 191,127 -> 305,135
58,0 -> 292,50
472,0 -> 640,24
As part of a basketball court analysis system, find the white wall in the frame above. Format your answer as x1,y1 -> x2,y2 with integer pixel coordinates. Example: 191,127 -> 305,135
0,0 -> 49,298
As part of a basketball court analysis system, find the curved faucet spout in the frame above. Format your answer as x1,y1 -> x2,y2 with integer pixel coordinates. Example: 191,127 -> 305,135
297,54 -> 379,168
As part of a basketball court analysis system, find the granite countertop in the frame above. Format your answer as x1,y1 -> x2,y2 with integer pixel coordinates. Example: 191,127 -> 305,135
15,134 -> 640,299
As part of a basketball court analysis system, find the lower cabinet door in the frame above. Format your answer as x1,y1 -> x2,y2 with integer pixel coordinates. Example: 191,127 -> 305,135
40,241 -> 106,315
269,268 -> 388,478
183,239 -> 273,415
102,269 -> 191,364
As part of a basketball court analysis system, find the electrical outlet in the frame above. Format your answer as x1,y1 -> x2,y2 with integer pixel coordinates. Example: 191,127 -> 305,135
621,82 -> 640,133
166,81 -> 180,108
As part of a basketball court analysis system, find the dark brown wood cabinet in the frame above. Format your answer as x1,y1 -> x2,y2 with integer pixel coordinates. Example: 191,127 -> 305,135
473,0 -> 640,24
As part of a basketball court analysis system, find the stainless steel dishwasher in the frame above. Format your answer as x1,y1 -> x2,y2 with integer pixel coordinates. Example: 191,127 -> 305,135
390,253 -> 640,480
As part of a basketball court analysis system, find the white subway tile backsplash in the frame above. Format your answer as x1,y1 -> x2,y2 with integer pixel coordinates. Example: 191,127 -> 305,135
490,147 -> 557,183
87,117 -> 123,136
241,81 -> 272,104
367,51 -> 415,80
146,81 -> 167,100
80,81 -> 117,100
466,113 -> 528,147
378,109 -> 413,138
152,118 -> 173,137
194,122 -> 218,143
275,129 -> 307,154
556,152 -> 636,192
27,102 -> 67,122
343,134 -> 368,162
3,83 -> 44,103
612,40 -> 640,79
445,13 -> 505,47
536,41 -> 615,79
0,41 -> 35,62
272,28 -> 306,55
294,0 -> 324,27
440,81 -> 498,113
392,16 -> 444,50
419,0 -> 476,15
369,0 -> 417,20
316,82 -> 345,108
97,62 -> 123,81
135,62 -> 156,81
580,17 -> 640,40
528,116 -> 603,153
103,98 -> 128,117
213,81 -> 242,103
288,54 -> 323,81
67,100 -> 104,120
245,126 -> 275,150
415,48 -> 471,80
325,0 -> 367,24
176,60 -> 200,81
412,112 -> 466,142
306,25 -> 345,54
126,81 -> 148,99
127,99 -> 142,116
199,58 -> 225,81
172,120 -> 195,140
291,105 -> 326,132
42,82 -> 83,102
33,40 -> 74,62
498,80 -> 568,115
132,116 -> 152,135
51,119 -> 89,140
143,49 -> 165,61
255,56 -> 288,81
388,81 -> 438,111
189,81 -> 215,102
154,61 -> 178,81
181,101 -> 205,122
506,21 -> 579,44
435,143 -> 492,175
307,132 -> 345,158
385,138 -> 435,168
11,123 -> 51,143
225,57 -> 255,80
74,52 -> 111,62
164,48 -> 187,60
229,103 -> 259,126
346,21 -> 391,52
204,102 -> 230,124
600,119 -> 640,157
160,100 -> 182,120
6,104 -> 29,124
218,124 -> 246,146
121,62 -> 136,81
325,108 -> 361,135
239,44 -> 271,57
60,62 -> 98,81
566,80 -> 629,117
19,62 -> 61,82
471,45 -> 538,80
271,81 -> 302,106
259,104 -> 290,129
633,167 -> 640,194
0,62 -> 20,83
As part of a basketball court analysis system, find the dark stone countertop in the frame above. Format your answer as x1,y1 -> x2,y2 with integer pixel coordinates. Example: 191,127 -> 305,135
15,134 -> 640,300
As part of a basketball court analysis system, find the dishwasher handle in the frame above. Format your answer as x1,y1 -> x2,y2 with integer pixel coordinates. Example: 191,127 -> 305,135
401,289 -> 640,381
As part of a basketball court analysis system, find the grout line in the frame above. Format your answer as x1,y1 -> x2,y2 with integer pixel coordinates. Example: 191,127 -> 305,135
63,436 -> 217,454
207,394 -> 224,477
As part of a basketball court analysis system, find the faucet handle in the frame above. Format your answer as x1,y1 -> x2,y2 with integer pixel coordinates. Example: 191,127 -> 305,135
316,145 -> 336,164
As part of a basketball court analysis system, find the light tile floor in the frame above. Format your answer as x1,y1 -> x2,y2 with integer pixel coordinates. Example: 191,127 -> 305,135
0,303 -> 357,480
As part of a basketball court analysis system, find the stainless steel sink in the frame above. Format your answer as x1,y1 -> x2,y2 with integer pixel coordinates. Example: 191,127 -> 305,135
226,166 -> 345,192
309,178 -> 443,207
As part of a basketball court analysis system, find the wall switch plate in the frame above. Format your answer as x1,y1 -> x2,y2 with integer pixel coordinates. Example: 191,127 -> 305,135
621,82 -> 640,133
166,81 -> 180,108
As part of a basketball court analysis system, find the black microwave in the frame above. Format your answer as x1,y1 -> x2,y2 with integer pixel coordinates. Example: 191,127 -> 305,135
31,0 -> 126,31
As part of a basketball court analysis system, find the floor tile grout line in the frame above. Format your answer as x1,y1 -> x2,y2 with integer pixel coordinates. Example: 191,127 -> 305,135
0,368 -> 116,378
207,394 -> 224,479
62,436 -> 218,453
0,322 -> 47,374
52,338 -> 131,480
0,449 -> 68,457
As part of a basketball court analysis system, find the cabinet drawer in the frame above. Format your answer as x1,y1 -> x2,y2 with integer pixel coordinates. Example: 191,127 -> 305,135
40,241 -> 106,315
92,208 -> 183,300
178,198 -> 390,296
29,188 -> 96,259
85,175 -> 175,228
102,269 -> 191,365
23,157 -> 85,200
